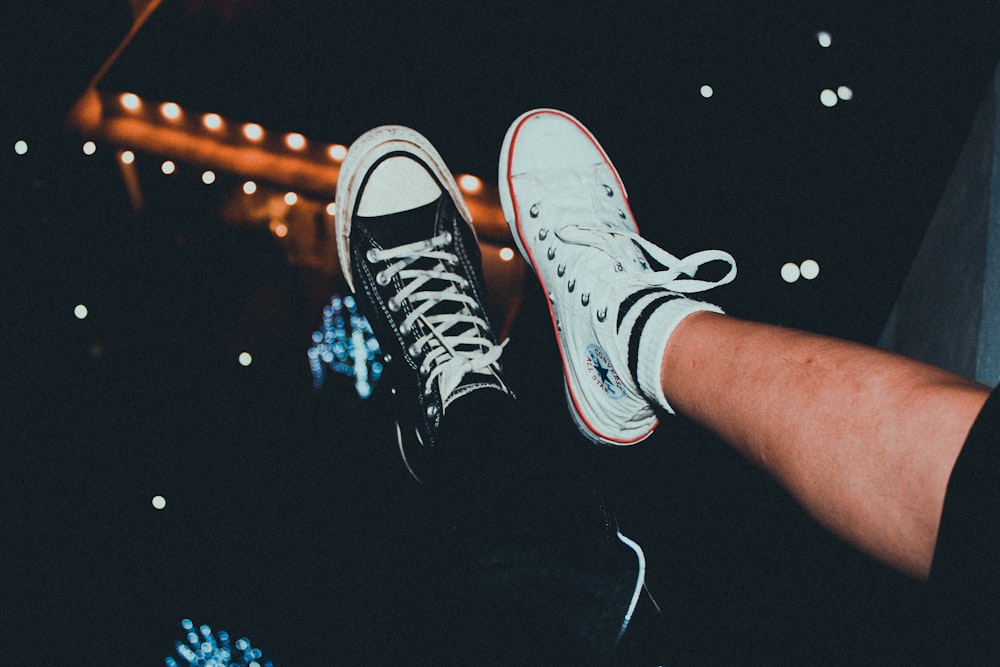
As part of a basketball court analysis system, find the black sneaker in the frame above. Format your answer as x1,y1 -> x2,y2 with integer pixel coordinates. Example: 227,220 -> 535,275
335,125 -> 512,482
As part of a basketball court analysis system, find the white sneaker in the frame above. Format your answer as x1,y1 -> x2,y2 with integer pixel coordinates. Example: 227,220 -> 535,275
499,109 -> 736,445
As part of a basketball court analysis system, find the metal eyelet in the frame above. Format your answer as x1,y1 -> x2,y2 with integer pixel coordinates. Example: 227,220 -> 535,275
384,353 -> 394,363
547,247 -> 556,260
426,404 -> 439,418
529,203 -> 540,218
567,279 -> 575,293
408,342 -> 422,357
597,307 -> 608,322
557,264 -> 566,277
400,322 -> 411,335
388,298 -> 400,312
603,184 -> 614,197
581,293 -> 590,306
618,209 -> 627,220
538,228 -> 548,240
614,262 -> 623,272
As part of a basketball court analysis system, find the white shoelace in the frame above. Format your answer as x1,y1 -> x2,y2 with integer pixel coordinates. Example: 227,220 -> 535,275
367,232 -> 507,402
555,224 -> 737,293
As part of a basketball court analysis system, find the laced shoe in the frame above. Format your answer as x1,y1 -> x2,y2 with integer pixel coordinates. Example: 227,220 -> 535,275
500,109 -> 736,446
336,125 -> 511,481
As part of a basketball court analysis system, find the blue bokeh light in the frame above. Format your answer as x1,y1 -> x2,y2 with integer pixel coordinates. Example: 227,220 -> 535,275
308,294 -> 382,397
165,619 -> 273,667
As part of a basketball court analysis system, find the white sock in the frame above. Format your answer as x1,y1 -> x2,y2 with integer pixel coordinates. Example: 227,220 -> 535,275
628,295 -> 724,413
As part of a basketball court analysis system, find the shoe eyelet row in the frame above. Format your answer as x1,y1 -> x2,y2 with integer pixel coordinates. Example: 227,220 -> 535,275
529,203 -> 540,218
597,307 -> 608,322
547,247 -> 556,260
581,293 -> 590,306
557,264 -> 566,277
538,228 -> 548,240
567,279 -> 575,293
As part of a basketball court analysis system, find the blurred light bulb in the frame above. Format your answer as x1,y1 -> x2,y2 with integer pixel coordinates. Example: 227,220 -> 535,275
202,113 -> 223,131
328,144 -> 348,161
800,259 -> 820,280
781,262 -> 800,283
120,92 -> 141,111
242,123 -> 264,141
160,102 -> 181,121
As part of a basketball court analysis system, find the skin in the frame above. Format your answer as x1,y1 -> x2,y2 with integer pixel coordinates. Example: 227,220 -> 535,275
660,311 -> 991,579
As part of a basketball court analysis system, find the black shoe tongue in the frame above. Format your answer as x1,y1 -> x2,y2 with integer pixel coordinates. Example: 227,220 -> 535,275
356,196 -> 445,249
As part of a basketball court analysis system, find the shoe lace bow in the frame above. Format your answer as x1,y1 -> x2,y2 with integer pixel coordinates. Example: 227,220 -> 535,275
555,224 -> 737,293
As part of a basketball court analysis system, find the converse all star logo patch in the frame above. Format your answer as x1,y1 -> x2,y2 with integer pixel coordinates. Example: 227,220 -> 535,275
585,344 -> 626,399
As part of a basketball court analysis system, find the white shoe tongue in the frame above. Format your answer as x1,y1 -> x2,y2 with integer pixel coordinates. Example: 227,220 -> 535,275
357,156 -> 441,216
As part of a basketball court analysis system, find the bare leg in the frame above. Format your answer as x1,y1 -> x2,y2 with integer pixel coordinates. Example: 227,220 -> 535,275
660,311 -> 991,580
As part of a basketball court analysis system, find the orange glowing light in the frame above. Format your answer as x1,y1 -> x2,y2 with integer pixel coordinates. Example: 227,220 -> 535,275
273,223 -> 289,238
160,102 -> 181,121
243,123 -> 264,141
120,92 -> 141,112
458,174 -> 482,194
203,113 -> 223,131
285,133 -> 306,150
327,144 -> 348,161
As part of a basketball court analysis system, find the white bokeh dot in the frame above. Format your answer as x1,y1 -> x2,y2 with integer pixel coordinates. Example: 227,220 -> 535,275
781,262 -> 801,283
700,84 -> 714,98
800,259 -> 820,280
14,140 -> 28,155
152,495 -> 167,510
820,89 -> 838,107
837,85 -> 854,101
817,31 -> 832,48
239,352 -> 253,366
74,304 -> 89,320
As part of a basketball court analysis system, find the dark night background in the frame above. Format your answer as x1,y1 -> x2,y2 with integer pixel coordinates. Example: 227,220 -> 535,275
3,1 -> 1000,663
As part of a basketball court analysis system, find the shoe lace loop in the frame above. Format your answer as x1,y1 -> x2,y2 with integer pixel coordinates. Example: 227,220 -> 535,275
555,225 -> 737,293
368,232 -> 506,400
